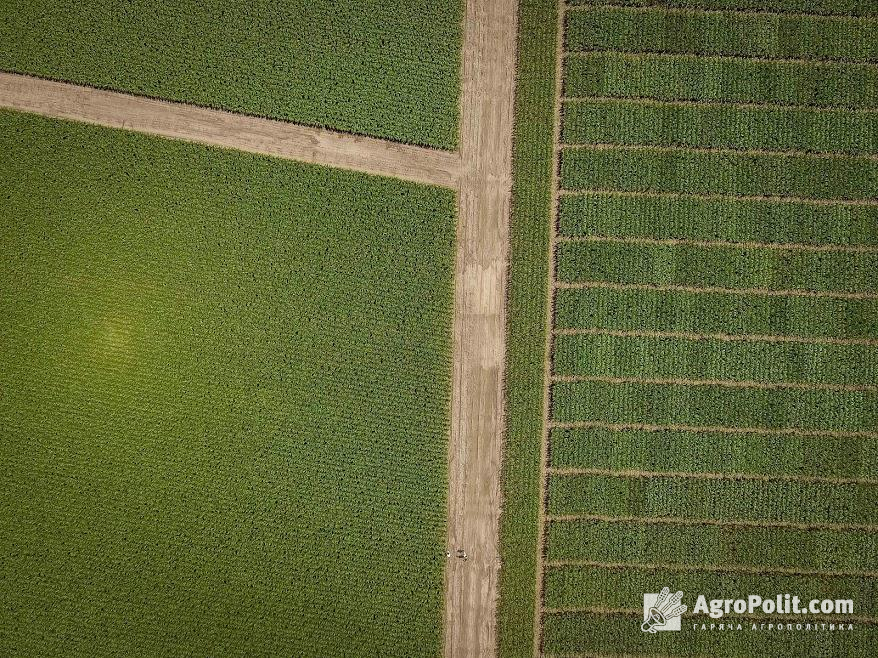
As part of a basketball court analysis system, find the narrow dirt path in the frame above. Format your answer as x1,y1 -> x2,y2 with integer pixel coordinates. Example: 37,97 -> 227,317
0,72 -> 461,189
444,1 -> 518,656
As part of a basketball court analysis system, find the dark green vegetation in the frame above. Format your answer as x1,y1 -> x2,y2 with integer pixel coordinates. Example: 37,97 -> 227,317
550,428 -> 878,478
502,1 -> 878,656
0,111 -> 456,656
547,1 -> 878,655
563,99 -> 878,154
0,0 -> 462,149
497,0 -> 559,656
558,192 -> 878,242
565,53 -> 878,107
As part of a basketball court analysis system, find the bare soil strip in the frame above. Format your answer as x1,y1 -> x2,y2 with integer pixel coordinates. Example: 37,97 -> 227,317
556,235 -> 878,253
546,514 -> 878,533
550,374 -> 878,393
564,48 -> 878,68
553,328 -> 878,348
549,420 -> 878,440
0,72 -> 461,189
444,1 -> 518,656
559,141 -> 878,161
555,280 -> 878,300
564,94 -> 878,114
566,2 -> 878,22
546,467 -> 876,486
557,188 -> 878,206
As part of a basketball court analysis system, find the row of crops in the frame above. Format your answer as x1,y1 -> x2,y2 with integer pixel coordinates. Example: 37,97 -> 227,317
0,112 -> 456,656
501,1 -> 877,656
0,0 -> 462,149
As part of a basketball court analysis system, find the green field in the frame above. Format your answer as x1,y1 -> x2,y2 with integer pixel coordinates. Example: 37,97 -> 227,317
501,0 -> 878,656
0,0 -> 462,148
0,111 -> 456,656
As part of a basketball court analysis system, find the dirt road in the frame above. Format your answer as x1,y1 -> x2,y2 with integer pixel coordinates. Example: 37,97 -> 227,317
444,1 -> 518,656
0,72 -> 460,189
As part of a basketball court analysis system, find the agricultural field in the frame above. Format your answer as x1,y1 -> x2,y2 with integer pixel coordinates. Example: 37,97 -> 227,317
501,0 -> 878,656
0,111 -> 456,656
0,0 -> 462,148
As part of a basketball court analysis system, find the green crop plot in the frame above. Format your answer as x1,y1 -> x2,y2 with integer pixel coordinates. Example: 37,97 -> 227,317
0,0 -> 462,149
547,520 -> 878,572
566,0 -> 878,17
0,111 -> 455,656
558,192 -> 878,243
566,6 -> 877,62
550,427 -> 878,478
553,333 -> 877,385
556,241 -> 878,292
562,99 -> 878,154
502,1 -> 878,655
565,53 -> 878,107
560,147 -> 877,199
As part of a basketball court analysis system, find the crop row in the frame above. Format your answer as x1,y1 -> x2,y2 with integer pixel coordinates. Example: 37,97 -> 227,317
555,240 -> 878,293
553,332 -> 877,385
560,146 -> 877,199
555,287 -> 878,338
558,192 -> 878,243
565,52 -> 878,108
547,473 -> 876,523
562,98 -> 878,154
566,6 -> 877,62
550,427 -> 878,478
547,518 -> 878,571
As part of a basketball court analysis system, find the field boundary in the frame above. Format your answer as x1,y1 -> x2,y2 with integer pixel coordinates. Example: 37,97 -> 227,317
0,72 -> 461,189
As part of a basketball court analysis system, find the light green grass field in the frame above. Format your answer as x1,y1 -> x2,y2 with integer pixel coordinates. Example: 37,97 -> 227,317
0,111 -> 456,656
0,0 -> 462,148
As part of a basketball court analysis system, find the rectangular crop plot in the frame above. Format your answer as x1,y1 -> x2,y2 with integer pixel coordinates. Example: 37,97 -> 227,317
554,286 -> 878,339
547,473 -> 876,524
555,240 -> 878,292
0,0 -> 462,149
550,427 -> 878,479
0,111 -> 456,656
551,380 -> 878,433
547,519 -> 878,572
558,192 -> 878,244
566,6 -> 877,62
565,0 -> 878,15
561,99 -> 878,154
565,53 -> 878,108
552,332 -> 878,386
560,146 -> 877,199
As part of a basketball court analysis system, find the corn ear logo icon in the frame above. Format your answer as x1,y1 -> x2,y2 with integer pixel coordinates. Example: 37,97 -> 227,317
642,587 -> 686,633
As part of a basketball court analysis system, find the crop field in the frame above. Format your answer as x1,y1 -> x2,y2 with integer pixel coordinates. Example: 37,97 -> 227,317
501,0 -> 877,656
0,111 -> 456,656
0,0 -> 462,149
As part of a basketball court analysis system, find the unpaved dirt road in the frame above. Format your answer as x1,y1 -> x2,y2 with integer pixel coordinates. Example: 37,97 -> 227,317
0,72 -> 461,189
444,1 -> 518,656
